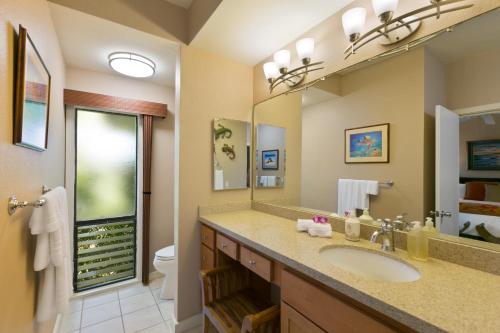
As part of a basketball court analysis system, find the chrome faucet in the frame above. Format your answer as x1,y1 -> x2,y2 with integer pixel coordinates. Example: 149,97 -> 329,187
370,218 -> 395,252
393,213 -> 409,231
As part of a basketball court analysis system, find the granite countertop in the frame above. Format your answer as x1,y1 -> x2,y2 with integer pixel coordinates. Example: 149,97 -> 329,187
199,209 -> 500,333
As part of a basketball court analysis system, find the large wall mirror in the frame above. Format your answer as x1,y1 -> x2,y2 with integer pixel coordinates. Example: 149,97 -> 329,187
213,118 -> 251,190
252,8 -> 500,251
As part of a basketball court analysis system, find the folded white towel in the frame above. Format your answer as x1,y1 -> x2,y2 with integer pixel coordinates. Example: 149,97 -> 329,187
29,187 -> 70,322
297,219 -> 314,232
308,223 -> 332,238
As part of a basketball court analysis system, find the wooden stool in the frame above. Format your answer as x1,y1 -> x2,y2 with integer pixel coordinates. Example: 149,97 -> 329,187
200,266 -> 280,333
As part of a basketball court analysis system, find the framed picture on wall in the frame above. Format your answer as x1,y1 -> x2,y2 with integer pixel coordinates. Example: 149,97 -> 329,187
345,123 -> 390,163
262,149 -> 279,170
467,140 -> 500,170
14,25 -> 51,151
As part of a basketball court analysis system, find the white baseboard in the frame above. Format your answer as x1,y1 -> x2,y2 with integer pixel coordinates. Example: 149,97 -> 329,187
174,313 -> 202,333
53,313 -> 62,333
149,270 -> 164,281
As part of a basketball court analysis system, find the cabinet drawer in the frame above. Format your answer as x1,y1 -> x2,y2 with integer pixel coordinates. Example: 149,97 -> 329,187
201,225 -> 215,249
281,301 -> 326,333
240,246 -> 272,282
216,233 -> 238,260
201,244 -> 215,270
282,270 -> 399,333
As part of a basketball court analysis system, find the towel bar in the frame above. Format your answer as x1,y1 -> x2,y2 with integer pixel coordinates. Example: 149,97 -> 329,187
8,185 -> 51,215
379,180 -> 394,187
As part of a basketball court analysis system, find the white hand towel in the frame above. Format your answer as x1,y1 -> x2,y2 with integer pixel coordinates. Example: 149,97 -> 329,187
338,179 -> 379,215
296,219 -> 314,232
308,223 -> 332,238
29,187 -> 70,322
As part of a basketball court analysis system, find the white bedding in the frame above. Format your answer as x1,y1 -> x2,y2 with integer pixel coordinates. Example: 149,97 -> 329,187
459,212 -> 500,237
459,198 -> 500,207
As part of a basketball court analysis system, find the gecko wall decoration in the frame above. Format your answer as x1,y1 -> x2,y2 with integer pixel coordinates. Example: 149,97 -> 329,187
222,144 -> 236,160
214,124 -> 232,140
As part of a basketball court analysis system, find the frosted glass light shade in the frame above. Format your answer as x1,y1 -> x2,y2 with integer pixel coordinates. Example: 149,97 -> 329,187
109,52 -> 156,78
372,0 -> 399,17
263,62 -> 280,80
342,7 -> 367,40
296,38 -> 315,61
273,50 -> 291,70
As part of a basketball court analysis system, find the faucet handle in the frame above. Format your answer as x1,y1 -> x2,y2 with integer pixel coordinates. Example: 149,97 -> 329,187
382,218 -> 393,229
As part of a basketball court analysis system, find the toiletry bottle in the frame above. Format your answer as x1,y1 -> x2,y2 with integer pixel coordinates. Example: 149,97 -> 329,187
359,209 -> 374,224
407,221 -> 428,261
345,210 -> 360,242
422,217 -> 438,236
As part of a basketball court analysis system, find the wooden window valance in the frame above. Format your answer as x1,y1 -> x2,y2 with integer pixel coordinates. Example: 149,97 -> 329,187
64,89 -> 168,118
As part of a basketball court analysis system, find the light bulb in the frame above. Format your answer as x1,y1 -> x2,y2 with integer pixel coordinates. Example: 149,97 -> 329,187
263,62 -> 280,81
342,7 -> 367,42
296,38 -> 315,65
273,50 -> 291,73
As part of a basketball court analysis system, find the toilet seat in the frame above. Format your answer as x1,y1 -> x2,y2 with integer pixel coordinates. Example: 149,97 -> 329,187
155,245 -> 174,261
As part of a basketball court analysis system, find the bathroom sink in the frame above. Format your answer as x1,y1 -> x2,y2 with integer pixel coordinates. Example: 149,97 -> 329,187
319,246 -> 421,282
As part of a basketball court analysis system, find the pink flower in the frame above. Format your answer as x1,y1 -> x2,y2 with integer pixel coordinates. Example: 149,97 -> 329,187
313,215 -> 328,224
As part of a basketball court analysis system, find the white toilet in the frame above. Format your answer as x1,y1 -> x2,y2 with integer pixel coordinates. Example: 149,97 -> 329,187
152,245 -> 176,300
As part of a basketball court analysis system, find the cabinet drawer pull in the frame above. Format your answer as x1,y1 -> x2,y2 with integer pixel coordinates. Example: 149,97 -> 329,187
221,243 -> 227,248
249,260 -> 256,266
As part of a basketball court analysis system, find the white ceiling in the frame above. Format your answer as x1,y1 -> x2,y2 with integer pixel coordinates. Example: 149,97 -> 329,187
49,3 -> 178,87
162,0 -> 193,10
191,0 -> 354,65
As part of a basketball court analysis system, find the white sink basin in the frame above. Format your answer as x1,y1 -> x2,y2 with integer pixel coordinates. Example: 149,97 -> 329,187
319,246 -> 421,282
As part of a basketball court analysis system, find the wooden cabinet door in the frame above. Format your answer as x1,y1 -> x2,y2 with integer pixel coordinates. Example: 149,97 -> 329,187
201,244 -> 215,270
281,302 -> 326,333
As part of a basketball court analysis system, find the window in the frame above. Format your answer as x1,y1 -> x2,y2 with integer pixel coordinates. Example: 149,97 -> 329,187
74,109 -> 138,291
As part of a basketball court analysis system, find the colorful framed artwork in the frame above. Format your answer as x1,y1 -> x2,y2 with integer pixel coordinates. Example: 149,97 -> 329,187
262,149 -> 279,170
467,140 -> 500,170
345,123 -> 390,163
14,25 -> 51,151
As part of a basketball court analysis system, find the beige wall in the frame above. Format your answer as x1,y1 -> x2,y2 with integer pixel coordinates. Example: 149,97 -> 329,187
253,0 -> 500,103
459,114 -> 500,179
175,45 -> 253,321
300,50 -> 426,221
65,68 -> 176,273
0,0 -> 66,332
253,93 -> 302,203
446,47 -> 500,110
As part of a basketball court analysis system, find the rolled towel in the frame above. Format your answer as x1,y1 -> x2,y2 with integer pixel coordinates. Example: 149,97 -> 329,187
297,219 -> 314,232
308,223 -> 332,238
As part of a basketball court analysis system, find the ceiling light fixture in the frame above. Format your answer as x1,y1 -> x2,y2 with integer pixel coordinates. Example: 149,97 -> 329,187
109,52 -> 156,78
342,0 -> 473,59
263,38 -> 324,93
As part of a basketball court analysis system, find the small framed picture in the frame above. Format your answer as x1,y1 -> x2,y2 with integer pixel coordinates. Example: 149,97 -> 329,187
467,140 -> 500,170
345,123 -> 390,163
262,149 -> 279,170
14,25 -> 51,151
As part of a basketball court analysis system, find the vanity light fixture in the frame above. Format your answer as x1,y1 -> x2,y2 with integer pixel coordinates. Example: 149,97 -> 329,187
263,38 -> 324,93
109,52 -> 156,78
342,0 -> 473,59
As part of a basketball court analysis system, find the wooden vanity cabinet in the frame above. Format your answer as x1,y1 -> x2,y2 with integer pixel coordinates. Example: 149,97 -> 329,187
201,244 -> 215,270
199,223 -> 414,333
282,270 -> 411,333
281,301 -> 326,333
240,246 -> 273,282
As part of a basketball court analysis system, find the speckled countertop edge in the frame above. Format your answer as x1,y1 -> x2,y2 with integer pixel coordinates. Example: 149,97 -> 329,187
199,210 -> 500,333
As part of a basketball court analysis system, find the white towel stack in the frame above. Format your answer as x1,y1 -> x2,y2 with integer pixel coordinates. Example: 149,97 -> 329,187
29,187 -> 70,322
296,219 -> 314,231
308,223 -> 332,238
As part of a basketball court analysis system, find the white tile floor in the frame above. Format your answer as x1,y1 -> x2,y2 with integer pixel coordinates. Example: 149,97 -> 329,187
59,277 -> 198,333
